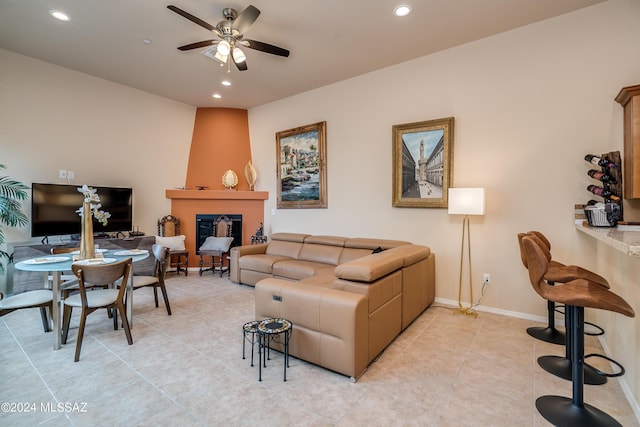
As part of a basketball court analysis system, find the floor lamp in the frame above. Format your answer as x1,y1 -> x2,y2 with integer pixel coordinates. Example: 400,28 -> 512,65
448,188 -> 485,318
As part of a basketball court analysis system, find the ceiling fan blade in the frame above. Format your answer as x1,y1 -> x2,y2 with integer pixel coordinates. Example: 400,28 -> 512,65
177,40 -> 217,51
233,5 -> 260,34
233,56 -> 248,71
243,39 -> 290,57
167,5 -> 215,32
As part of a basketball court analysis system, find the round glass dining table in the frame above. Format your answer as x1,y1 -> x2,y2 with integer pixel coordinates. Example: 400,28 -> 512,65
15,249 -> 149,350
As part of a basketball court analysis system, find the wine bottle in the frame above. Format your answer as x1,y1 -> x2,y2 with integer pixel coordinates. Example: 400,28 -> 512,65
587,184 -> 620,201
587,169 -> 617,184
585,154 -> 615,168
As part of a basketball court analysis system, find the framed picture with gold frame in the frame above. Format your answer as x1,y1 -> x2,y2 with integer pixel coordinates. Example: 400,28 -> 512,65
276,121 -> 327,209
392,117 -> 454,208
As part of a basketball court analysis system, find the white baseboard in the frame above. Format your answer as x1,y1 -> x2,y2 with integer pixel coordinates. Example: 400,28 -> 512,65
434,297 -> 548,323
598,333 -> 640,423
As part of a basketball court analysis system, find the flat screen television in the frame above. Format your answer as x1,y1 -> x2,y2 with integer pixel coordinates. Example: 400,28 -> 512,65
31,183 -> 133,237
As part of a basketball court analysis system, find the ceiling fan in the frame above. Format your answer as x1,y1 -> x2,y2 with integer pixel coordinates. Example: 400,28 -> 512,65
167,4 -> 290,72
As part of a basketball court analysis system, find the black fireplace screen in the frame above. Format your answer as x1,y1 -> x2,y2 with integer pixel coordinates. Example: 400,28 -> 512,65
195,214 -> 242,255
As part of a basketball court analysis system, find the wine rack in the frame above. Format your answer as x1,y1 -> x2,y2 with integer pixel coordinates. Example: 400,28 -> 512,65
584,150 -> 623,223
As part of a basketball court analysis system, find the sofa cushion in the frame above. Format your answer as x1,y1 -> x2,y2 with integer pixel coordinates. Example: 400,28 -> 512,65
239,254 -> 292,274
344,238 -> 410,250
333,270 -> 402,314
265,240 -> 304,259
298,243 -> 343,265
303,235 -> 348,246
387,244 -> 431,266
338,247 -> 373,264
270,232 -> 309,243
255,278 -> 369,379
299,274 -> 335,288
334,251 -> 404,282
273,259 -> 330,280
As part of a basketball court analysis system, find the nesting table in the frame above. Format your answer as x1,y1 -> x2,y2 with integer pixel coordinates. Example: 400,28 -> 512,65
243,318 -> 292,381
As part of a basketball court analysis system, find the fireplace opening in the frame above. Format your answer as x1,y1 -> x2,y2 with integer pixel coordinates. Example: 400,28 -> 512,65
195,214 -> 242,254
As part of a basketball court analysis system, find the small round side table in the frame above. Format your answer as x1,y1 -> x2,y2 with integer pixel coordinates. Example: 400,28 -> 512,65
242,320 -> 261,366
257,318 -> 293,381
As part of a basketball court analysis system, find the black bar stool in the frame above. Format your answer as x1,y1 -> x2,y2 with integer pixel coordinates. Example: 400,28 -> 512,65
518,231 -> 610,346
522,236 -> 635,427
517,232 -> 612,385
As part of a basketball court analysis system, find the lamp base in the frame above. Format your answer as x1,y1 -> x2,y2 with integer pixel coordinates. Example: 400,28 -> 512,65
454,307 -> 478,318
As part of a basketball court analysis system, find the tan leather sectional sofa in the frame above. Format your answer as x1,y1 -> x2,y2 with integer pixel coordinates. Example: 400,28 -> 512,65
229,232 -> 435,380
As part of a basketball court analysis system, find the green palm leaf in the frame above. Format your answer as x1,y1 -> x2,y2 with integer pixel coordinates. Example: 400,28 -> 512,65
0,164 -> 30,274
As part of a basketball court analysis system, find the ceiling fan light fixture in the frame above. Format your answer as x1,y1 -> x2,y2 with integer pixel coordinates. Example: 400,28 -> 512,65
393,5 -> 412,17
217,40 -> 231,56
232,47 -> 246,63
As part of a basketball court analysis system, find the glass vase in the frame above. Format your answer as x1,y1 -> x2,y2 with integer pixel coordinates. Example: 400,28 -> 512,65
79,201 -> 95,259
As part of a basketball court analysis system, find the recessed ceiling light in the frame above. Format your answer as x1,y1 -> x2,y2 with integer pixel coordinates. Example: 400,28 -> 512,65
49,10 -> 70,21
212,93 -> 222,99
142,39 -> 152,45
221,80 -> 231,86
393,5 -> 412,17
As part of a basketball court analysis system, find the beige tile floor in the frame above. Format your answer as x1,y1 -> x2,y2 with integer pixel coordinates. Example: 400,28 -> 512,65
1,274 -> 638,426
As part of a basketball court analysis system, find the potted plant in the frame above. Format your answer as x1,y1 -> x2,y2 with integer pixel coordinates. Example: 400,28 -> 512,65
0,165 -> 29,293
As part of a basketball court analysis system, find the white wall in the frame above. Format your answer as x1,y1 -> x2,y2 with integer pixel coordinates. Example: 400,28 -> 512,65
249,0 -> 640,314
0,49 -> 196,244
248,0 -> 640,411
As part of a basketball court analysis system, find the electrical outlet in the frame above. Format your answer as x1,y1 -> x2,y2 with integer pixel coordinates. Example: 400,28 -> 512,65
58,169 -> 67,179
68,170 -> 75,180
483,273 -> 491,284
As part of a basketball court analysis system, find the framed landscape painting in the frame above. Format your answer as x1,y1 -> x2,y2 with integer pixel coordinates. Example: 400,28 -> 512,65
392,117 -> 454,208
276,121 -> 327,209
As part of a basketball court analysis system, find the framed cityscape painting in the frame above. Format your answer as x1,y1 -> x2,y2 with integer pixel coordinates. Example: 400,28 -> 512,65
392,117 -> 454,208
276,121 -> 327,209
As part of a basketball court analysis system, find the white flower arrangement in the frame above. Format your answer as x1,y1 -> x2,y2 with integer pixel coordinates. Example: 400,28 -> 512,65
76,184 -> 111,226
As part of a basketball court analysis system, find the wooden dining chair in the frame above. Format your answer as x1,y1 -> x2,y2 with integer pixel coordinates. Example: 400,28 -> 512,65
199,215 -> 234,276
121,244 -> 172,315
0,290 -> 53,332
157,215 -> 189,276
62,258 -> 133,362
48,246 -> 79,289
51,246 -> 112,320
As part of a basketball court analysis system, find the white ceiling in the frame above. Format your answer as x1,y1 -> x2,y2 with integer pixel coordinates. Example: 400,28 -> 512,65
0,0 -> 605,109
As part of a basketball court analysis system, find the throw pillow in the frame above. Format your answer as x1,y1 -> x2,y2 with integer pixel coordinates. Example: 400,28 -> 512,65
156,235 -> 186,251
199,236 -> 233,252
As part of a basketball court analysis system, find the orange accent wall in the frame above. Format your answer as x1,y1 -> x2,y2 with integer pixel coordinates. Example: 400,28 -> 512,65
169,108 -> 267,267
167,191 -> 268,266
185,107 -> 252,190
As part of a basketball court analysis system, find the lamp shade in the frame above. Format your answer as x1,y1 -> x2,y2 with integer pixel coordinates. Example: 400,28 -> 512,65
217,40 -> 231,56
232,47 -> 246,63
448,188 -> 485,215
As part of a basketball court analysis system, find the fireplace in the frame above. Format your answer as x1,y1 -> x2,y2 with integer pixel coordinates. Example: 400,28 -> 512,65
195,214 -> 242,254
166,189 -> 268,266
